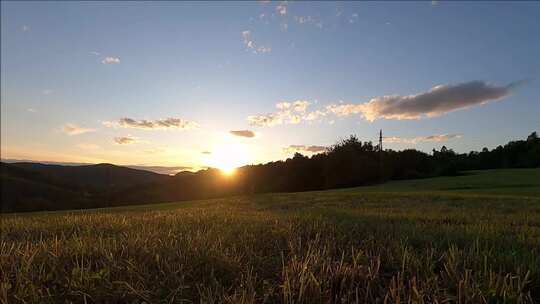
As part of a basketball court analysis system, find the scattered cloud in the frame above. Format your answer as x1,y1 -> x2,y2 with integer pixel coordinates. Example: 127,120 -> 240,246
248,100 -> 313,127
62,123 -> 95,135
349,13 -> 359,24
327,81 -> 517,122
104,117 -> 199,130
284,145 -> 328,154
242,30 -> 271,54
90,51 -> 101,56
384,134 -> 462,144
101,56 -> 120,64
293,15 -> 323,28
113,135 -> 138,145
21,25 -> 30,32
276,2 -> 288,16
229,130 -> 256,138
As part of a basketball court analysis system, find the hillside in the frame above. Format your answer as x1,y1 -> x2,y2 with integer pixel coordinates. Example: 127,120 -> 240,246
2,169 -> 539,303
9,162 -> 170,190
0,162 -> 171,212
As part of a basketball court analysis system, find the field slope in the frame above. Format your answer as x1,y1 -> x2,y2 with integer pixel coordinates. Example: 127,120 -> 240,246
2,168 -> 540,303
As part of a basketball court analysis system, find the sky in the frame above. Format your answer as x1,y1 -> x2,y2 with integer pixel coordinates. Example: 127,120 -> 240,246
1,1 -> 540,173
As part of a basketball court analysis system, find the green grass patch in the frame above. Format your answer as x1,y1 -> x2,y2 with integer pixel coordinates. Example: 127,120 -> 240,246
2,168 -> 540,303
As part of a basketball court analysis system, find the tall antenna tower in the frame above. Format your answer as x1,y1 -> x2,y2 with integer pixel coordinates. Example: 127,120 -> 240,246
379,129 -> 383,152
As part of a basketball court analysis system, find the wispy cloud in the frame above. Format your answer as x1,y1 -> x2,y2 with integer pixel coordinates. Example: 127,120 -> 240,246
348,13 -> 359,24
104,117 -> 199,130
41,89 -> 54,95
248,100 -> 313,127
327,81 -> 518,122
229,130 -> 256,138
284,145 -> 327,154
384,134 -> 462,144
242,30 -> 271,54
62,123 -> 95,135
294,15 -> 323,28
113,135 -> 138,145
90,51 -> 101,56
101,56 -> 121,64
21,25 -> 30,32
27,108 -> 36,113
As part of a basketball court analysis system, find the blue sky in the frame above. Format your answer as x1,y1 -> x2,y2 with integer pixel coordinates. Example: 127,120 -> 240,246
1,1 -> 539,172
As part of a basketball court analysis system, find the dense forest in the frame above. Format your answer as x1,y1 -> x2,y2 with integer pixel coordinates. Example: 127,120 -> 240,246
2,132 -> 539,212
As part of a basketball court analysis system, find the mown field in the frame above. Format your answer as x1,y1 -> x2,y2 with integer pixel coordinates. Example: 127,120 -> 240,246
1,168 -> 540,303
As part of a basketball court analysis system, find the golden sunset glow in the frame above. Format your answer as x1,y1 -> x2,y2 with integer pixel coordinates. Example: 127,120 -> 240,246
204,143 -> 251,175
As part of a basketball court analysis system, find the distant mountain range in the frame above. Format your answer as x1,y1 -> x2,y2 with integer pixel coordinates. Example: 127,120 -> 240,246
1,161 -> 229,213
0,162 -> 176,212
1,159 -> 192,175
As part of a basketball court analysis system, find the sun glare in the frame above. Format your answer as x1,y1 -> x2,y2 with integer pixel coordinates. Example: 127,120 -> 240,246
205,143 -> 251,175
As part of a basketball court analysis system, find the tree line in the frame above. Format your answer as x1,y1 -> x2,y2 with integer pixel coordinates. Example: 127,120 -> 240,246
111,132 -> 540,204
3,132 -> 539,212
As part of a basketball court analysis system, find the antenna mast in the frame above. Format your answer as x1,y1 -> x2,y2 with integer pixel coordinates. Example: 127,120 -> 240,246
379,129 -> 383,152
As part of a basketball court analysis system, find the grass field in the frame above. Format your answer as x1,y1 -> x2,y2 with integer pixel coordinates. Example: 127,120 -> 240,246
2,168 -> 540,303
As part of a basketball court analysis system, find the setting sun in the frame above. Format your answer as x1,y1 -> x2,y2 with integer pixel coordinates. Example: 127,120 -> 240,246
204,143 -> 251,175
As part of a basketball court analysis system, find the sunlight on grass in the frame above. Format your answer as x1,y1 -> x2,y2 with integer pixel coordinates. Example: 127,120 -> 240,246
2,175 -> 540,303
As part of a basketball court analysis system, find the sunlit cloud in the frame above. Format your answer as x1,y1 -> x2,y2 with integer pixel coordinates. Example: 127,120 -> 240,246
303,110 -> 327,121
284,145 -> 328,154
101,56 -> 120,64
62,123 -> 95,135
384,134 -> 462,144
229,130 -> 256,138
326,81 -> 518,122
248,100 -> 314,127
242,30 -> 271,54
104,117 -> 199,130
113,135 -> 138,145
248,81 -> 520,127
